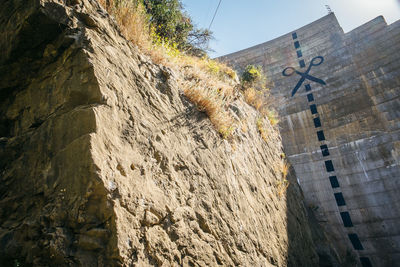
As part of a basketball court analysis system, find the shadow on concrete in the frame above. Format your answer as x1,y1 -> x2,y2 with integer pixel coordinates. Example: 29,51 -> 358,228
285,165 -> 343,267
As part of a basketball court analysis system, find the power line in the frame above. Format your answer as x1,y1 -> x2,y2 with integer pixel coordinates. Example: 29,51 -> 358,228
208,0 -> 222,30
202,0 -> 214,26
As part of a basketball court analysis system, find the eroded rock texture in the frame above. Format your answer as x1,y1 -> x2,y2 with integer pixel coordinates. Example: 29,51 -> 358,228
1,0 -> 320,266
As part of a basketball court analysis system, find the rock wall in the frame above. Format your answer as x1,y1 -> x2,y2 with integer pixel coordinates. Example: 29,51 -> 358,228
220,13 -> 400,267
0,0 -> 322,266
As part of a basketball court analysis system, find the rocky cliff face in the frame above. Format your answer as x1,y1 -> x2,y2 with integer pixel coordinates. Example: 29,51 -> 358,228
1,1 -> 321,266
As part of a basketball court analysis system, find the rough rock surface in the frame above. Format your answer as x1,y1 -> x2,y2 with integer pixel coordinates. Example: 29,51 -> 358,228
1,0 -> 321,266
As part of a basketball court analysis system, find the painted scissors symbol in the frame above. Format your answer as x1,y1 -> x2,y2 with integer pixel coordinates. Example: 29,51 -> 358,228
282,56 -> 326,96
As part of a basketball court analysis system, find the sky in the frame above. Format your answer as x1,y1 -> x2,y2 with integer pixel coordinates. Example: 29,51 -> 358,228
181,0 -> 400,58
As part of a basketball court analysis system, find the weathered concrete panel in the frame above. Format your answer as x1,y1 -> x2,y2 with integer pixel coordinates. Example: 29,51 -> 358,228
220,13 -> 400,266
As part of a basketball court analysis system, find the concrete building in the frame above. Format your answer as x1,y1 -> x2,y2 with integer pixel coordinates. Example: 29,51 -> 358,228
220,13 -> 400,266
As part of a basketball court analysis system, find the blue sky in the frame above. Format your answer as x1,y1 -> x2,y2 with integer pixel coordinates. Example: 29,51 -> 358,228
181,0 -> 400,58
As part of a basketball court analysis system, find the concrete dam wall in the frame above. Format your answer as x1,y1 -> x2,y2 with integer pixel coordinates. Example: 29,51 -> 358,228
220,13 -> 400,266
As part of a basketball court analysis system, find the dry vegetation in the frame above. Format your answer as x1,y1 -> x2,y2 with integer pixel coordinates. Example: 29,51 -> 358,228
276,161 -> 290,198
182,68 -> 236,139
256,117 -> 269,142
241,65 -> 279,133
244,87 -> 263,111
99,0 -> 290,198
244,85 -> 279,141
99,0 -> 238,138
99,0 -> 152,51
98,0 -> 278,141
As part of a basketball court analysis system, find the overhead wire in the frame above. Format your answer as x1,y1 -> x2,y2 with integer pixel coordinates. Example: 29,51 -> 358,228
202,0 -> 214,27
208,0 -> 222,30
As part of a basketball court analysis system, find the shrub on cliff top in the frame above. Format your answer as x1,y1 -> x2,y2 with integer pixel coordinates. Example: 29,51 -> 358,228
100,0 -> 212,57
240,65 -> 280,136
143,0 -> 212,57
241,64 -> 266,86
99,0 -> 238,139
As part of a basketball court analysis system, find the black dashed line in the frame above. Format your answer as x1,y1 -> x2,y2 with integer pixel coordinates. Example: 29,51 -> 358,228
348,234 -> 364,250
334,192 -> 346,206
320,144 -> 330,156
310,104 -> 318,114
290,36 -> 370,265
317,130 -> 325,141
340,212 -> 354,227
360,257 -> 372,267
329,176 -> 339,188
325,160 -> 334,171
313,117 -> 321,128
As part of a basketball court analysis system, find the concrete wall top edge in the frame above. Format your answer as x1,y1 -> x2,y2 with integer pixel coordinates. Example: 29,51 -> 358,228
345,15 -> 387,37
218,13 -> 398,62
388,18 -> 400,30
217,13 -> 338,61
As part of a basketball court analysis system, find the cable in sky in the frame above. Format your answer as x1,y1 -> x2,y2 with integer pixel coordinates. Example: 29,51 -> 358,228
208,0 -> 222,30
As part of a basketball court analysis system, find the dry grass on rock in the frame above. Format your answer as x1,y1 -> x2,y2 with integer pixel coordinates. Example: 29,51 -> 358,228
276,161 -> 290,198
99,0 -> 238,138
182,72 -> 236,138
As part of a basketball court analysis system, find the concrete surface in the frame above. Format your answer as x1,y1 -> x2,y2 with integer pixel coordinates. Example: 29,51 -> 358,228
220,13 -> 400,267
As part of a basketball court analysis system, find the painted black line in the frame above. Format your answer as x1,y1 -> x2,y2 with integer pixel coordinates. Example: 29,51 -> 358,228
334,192 -> 346,206
348,234 -> 364,250
313,117 -> 321,128
317,130 -> 325,141
329,176 -> 339,188
289,36 -> 371,267
325,160 -> 334,171
310,104 -> 318,114
320,144 -> 330,156
360,257 -> 372,267
340,212 -> 354,227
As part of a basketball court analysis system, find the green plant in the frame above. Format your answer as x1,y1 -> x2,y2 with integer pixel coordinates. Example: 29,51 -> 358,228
143,0 -> 212,56
241,65 -> 265,85
99,0 -> 238,139
206,58 -> 220,75
266,109 -> 279,126
241,65 -> 277,124
218,124 -> 236,139
151,31 -> 181,58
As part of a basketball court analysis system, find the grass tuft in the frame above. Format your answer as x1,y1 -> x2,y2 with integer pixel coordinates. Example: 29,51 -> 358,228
276,161 -> 290,198
266,109 -> 279,126
99,0 -> 239,138
256,117 -> 269,142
